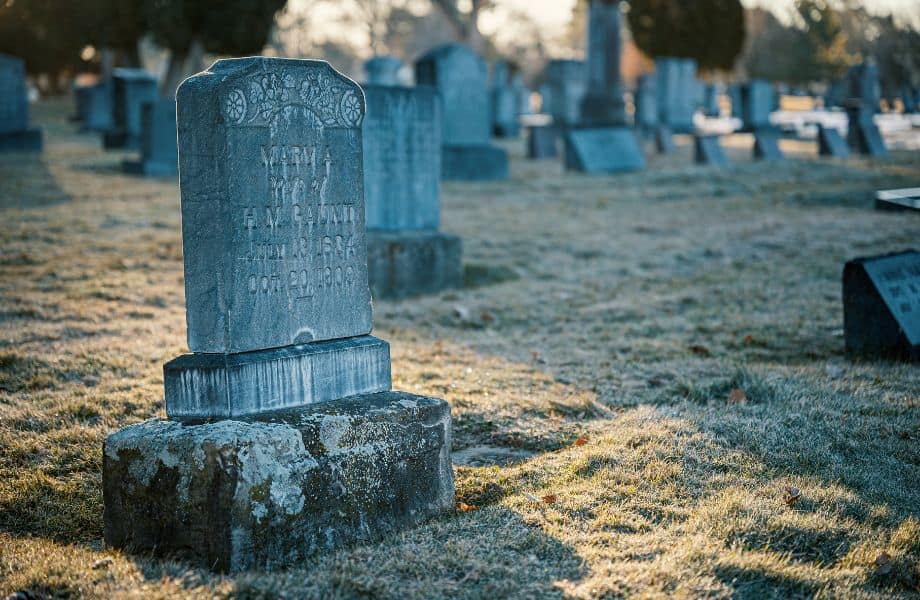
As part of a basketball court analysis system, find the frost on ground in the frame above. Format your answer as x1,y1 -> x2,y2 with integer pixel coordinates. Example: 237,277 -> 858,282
0,101 -> 918,598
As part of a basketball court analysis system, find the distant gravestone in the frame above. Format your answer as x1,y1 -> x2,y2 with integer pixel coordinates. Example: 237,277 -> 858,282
656,57 -> 696,133
694,134 -> 728,166
702,83 -> 721,117
544,59 -> 586,128
363,55 -> 404,86
72,83 -> 92,122
0,53 -> 42,152
740,80 -> 773,131
849,111 -> 888,158
513,74 -> 531,115
363,84 -> 462,298
844,250 -> 920,361
103,68 -> 157,149
527,124 -> 558,159
102,57 -> 454,572
818,124 -> 849,158
122,99 -> 178,176
579,0 -> 626,127
491,61 -> 519,137
415,45 -> 508,181
844,63 -> 887,157
565,128 -> 646,173
633,74 -> 658,137
82,81 -> 113,133
655,125 -> 675,154
729,84 -> 743,119
753,128 -> 784,161
875,188 -> 920,213
824,79 -> 846,108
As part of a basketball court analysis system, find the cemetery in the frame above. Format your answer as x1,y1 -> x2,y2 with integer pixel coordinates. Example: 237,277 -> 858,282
0,0 -> 919,597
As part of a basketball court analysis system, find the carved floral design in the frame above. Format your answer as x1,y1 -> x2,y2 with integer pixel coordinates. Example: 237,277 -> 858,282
221,66 -> 363,128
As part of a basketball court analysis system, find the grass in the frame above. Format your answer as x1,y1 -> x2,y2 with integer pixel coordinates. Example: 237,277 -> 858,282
0,99 -> 918,598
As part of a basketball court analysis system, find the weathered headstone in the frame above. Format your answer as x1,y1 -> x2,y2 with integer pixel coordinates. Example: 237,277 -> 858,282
71,82 -> 92,122
363,84 -> 462,298
694,134 -> 728,166
753,128 -> 784,161
102,68 -> 158,149
363,55 -> 404,86
527,124 -> 558,159
543,59 -> 587,128
843,250 -> 920,361
102,58 -> 454,571
565,128 -> 646,173
729,84 -> 743,120
81,81 -> 114,133
633,74 -> 658,137
875,188 -> 920,213
818,124 -> 849,158
122,99 -> 178,176
415,45 -> 508,181
844,64 -> 887,157
0,53 -> 42,152
656,57 -> 697,133
739,80 -> 774,131
491,61 -> 520,137
655,125 -> 676,154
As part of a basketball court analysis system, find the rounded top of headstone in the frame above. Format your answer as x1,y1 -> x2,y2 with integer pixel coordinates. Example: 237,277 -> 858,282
416,44 -> 482,66
179,57 -> 365,129
364,55 -> 404,70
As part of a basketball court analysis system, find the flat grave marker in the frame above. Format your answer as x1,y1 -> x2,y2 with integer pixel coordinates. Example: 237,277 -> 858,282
565,128 -> 646,173
875,188 -> 920,213
694,134 -> 728,166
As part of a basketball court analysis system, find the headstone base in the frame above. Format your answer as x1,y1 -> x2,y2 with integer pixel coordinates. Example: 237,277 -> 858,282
164,336 -> 392,420
121,159 -> 178,177
442,145 -> 509,181
694,134 -> 729,166
103,391 -> 455,573
0,129 -> 42,152
367,230 -> 463,299
103,130 -> 139,150
565,127 -> 646,173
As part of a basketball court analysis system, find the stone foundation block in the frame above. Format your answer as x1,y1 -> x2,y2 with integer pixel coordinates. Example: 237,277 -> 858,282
366,230 -> 462,299
441,144 -> 508,181
103,391 -> 454,572
164,336 -> 392,420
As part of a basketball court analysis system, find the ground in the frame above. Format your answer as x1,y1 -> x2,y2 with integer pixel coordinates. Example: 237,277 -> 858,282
0,100 -> 918,599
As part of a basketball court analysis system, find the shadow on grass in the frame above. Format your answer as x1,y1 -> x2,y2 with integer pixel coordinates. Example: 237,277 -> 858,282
713,564 -> 818,599
0,152 -> 71,210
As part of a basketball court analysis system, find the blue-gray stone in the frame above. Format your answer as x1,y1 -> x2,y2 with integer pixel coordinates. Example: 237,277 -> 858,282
565,128 -> 645,173
123,99 -> 178,176
442,145 -> 509,180
81,81 -> 114,133
491,61 -> 519,137
655,125 -> 675,154
702,84 -> 721,117
818,124 -> 849,158
0,53 -> 42,152
543,60 -> 586,127
656,57 -> 696,133
694,134 -> 728,166
363,55 -> 404,86
164,335 -> 392,420
103,68 -> 157,149
634,74 -> 658,134
753,128 -> 784,161
739,80 -> 774,131
363,85 -> 441,231
845,64 -> 881,113
824,79 -> 846,109
579,0 -> 626,127
844,250 -> 920,361
527,124 -> 558,159
177,58 -> 373,354
366,231 -> 462,299
415,44 -> 489,146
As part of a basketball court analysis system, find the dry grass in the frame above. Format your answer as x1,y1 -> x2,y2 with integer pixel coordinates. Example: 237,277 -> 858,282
0,99 -> 918,599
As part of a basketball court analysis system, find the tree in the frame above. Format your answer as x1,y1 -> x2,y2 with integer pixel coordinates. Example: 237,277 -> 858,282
429,0 -> 491,53
740,8 -> 817,84
626,0 -> 746,72
145,0 -> 288,96
0,0 -> 91,81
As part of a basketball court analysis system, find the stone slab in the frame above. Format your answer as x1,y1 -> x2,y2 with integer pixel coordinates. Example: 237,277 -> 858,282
442,144 -> 509,181
122,99 -> 178,177
0,128 -> 42,152
543,59 -> 586,128
527,124 -> 558,159
655,57 -> 696,133
177,58 -> 373,354
82,82 -> 113,133
363,85 -> 440,231
753,128 -> 784,161
655,125 -> 675,154
366,230 -> 462,299
103,390 -> 454,572
694,134 -> 728,166
875,188 -> 920,213
103,68 -> 157,150
818,125 -> 849,158
843,250 -> 920,361
415,45 -> 490,146
164,335 -> 392,420
363,56 -> 404,86
0,53 -> 28,135
565,127 -> 645,173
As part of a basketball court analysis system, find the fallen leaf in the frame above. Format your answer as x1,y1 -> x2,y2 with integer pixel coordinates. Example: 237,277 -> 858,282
784,486 -> 801,506
480,310 -> 495,324
573,436 -> 589,447
457,502 -> 477,513
874,552 -> 893,575
524,492 -> 540,503
743,334 -> 756,346
542,494 -> 557,504
728,388 -> 747,404
689,344 -> 712,357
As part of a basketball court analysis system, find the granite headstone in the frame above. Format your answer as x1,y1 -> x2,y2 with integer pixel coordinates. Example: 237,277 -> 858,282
633,74 -> 658,136
527,124 -> 558,159
0,53 -> 42,152
579,0 -> 626,127
844,250 -> 920,361
656,57 -> 696,133
739,80 -> 773,131
544,59 -> 587,128
844,64 -> 886,157
491,61 -> 520,137
565,128 -> 646,173
82,81 -> 114,133
122,99 -> 179,176
103,68 -> 158,149
363,55 -> 404,86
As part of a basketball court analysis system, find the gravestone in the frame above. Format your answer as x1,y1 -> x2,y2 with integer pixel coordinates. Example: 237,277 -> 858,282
844,64 -> 886,157
739,80 -> 773,131
491,61 -> 520,137
513,74 -> 531,115
122,99 -> 178,176
102,58 -> 454,572
753,128 -> 784,161
694,134 -> 728,166
844,250 -> 920,361
363,55 -> 404,86
655,125 -> 675,154
633,74 -> 658,137
71,82 -> 92,122
415,45 -> 508,181
702,83 -> 721,117
901,87 -> 918,113
81,81 -> 114,133
0,53 -> 42,152
729,84 -> 743,120
363,84 -> 462,298
824,78 -> 846,108
579,0 -> 626,127
875,188 -> 920,213
527,124 -> 558,159
544,59 -> 587,128
656,57 -> 696,133
818,124 -> 849,158
565,128 -> 646,173
103,68 -> 158,149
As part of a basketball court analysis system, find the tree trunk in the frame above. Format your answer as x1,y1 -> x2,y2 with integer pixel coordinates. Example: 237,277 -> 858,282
161,45 -> 190,98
